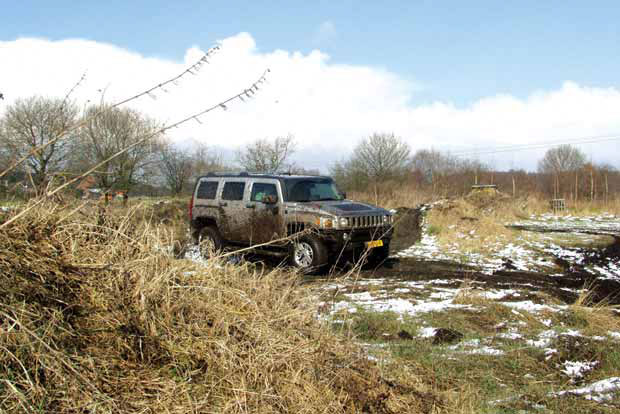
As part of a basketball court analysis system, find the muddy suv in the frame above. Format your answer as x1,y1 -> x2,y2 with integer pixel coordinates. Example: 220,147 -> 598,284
189,172 -> 394,272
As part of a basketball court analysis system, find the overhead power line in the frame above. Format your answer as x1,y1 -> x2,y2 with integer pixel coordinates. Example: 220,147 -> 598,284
452,133 -> 620,158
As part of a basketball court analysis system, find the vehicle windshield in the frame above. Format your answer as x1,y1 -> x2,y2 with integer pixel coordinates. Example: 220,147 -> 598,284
285,178 -> 344,202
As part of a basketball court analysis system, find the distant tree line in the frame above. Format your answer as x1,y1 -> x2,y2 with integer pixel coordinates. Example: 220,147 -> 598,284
0,95 -> 313,197
329,133 -> 619,202
1,95 -> 618,201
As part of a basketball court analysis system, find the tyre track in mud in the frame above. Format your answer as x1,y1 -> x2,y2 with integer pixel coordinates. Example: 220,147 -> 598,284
208,204 -> 620,305
355,206 -> 620,305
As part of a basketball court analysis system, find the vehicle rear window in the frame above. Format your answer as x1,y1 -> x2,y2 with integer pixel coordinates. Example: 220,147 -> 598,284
251,183 -> 279,202
221,182 -> 245,200
196,181 -> 218,199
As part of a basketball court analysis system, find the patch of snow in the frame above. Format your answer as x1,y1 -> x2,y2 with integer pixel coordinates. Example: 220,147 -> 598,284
467,346 -> 504,356
544,348 -> 557,360
429,290 -> 455,299
561,361 -> 598,379
482,289 -> 518,300
502,300 -> 565,313
184,245 -> 210,266
430,279 -> 463,285
527,330 -> 557,348
331,301 -> 358,313
608,331 -> 620,339
497,331 -> 522,340
344,291 -> 375,302
552,377 -> 620,403
457,339 -> 481,347
449,338 -> 505,356
330,295 -> 473,316
418,327 -> 437,338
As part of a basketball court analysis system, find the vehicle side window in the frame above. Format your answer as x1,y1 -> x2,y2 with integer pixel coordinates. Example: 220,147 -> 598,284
221,182 -> 245,201
196,181 -> 218,199
251,183 -> 278,202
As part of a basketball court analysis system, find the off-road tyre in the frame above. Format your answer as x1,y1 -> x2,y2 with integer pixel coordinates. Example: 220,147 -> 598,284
198,225 -> 224,258
290,234 -> 328,274
365,242 -> 390,268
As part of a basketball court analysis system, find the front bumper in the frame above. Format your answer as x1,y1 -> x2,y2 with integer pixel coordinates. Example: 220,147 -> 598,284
319,226 -> 393,253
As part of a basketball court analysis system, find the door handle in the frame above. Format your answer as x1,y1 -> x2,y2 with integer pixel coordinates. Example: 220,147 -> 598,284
245,203 -> 256,209
219,202 -> 228,207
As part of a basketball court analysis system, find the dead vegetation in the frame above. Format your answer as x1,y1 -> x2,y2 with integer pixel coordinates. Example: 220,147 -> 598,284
0,201 -> 438,413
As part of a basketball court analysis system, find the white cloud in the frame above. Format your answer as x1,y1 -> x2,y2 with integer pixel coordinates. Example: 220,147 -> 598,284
313,20 -> 337,44
1,33 -> 620,171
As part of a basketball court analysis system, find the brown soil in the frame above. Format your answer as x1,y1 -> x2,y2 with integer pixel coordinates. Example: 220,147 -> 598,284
390,206 -> 426,252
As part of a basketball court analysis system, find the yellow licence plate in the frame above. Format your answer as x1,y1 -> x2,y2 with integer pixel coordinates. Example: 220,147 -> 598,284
365,240 -> 384,249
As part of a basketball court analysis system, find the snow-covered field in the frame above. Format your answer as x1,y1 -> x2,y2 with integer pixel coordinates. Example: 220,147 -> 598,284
317,213 -> 620,408
397,213 -> 620,280
512,213 -> 620,235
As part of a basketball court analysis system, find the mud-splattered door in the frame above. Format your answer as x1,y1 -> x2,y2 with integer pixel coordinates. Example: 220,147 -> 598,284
218,181 -> 248,242
245,181 -> 285,245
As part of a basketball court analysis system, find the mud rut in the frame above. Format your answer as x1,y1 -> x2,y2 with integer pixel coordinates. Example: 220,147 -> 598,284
352,208 -> 620,305
232,206 -> 620,305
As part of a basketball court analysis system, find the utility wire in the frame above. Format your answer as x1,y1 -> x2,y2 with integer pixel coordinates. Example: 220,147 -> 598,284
451,133 -> 620,158
0,69 -> 270,229
0,45 -> 220,179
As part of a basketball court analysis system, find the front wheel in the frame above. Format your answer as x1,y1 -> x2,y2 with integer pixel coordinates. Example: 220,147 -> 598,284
290,235 -> 328,274
365,242 -> 390,268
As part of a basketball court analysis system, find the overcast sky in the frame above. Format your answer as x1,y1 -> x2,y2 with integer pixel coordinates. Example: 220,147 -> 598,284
2,1 -> 620,171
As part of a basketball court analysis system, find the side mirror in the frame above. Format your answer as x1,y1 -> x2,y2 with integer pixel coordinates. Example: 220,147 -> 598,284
341,192 -> 347,200
262,195 -> 277,204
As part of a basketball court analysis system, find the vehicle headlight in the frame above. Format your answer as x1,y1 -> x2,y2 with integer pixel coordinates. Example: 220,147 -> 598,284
338,217 -> 349,228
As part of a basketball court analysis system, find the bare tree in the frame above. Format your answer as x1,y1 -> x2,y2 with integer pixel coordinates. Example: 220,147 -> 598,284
351,133 -> 410,180
411,149 -> 460,181
538,144 -> 586,197
158,141 -> 194,196
77,105 -> 162,192
192,143 -> 228,178
329,133 -> 410,197
0,96 -> 79,192
236,134 -> 296,173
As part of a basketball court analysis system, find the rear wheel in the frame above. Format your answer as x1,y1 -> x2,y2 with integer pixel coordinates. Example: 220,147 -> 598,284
198,226 -> 223,258
290,235 -> 328,274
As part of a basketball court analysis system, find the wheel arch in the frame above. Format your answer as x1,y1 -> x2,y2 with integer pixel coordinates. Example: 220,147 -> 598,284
192,216 -> 219,241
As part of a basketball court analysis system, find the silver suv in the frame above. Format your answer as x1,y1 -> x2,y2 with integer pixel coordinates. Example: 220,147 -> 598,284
189,173 -> 394,272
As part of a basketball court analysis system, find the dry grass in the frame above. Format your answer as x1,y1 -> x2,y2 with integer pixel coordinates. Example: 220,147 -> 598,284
567,288 -> 620,335
347,184 -> 434,209
0,200 -> 437,413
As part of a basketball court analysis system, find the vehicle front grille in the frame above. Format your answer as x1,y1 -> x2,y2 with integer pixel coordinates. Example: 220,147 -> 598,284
350,215 -> 383,228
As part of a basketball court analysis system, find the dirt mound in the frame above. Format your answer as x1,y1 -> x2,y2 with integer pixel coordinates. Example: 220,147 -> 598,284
391,206 -> 426,252
464,187 -> 511,209
0,202 -> 437,413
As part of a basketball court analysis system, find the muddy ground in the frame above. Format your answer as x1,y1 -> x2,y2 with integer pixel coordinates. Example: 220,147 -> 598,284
315,206 -> 620,305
